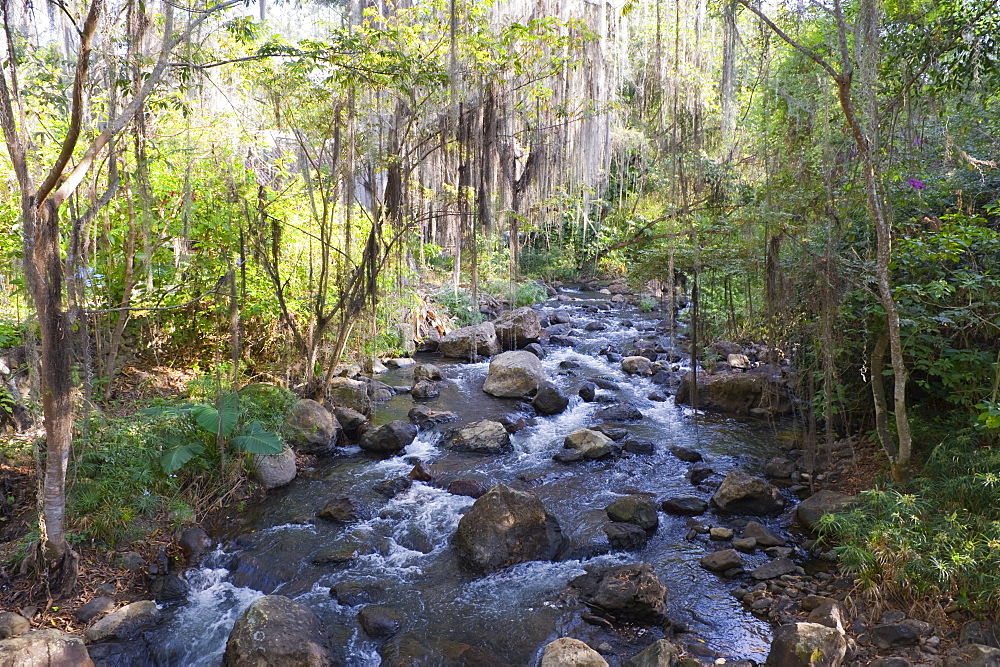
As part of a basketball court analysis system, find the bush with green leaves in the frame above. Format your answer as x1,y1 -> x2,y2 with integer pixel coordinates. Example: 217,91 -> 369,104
432,287 -> 482,327
514,281 -> 548,307
819,430 -> 1000,612
144,389 -> 287,474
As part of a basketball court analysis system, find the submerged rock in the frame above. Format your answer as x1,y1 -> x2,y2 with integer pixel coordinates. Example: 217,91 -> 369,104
452,484 -> 565,574
223,595 -> 332,666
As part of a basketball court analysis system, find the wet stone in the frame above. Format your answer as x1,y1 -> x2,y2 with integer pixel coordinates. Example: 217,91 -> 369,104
688,464 -> 714,485
373,477 -> 412,498
604,523 -> 649,551
359,605 -> 404,639
751,557 -> 798,580
331,581 -> 384,606
669,445 -> 703,462
660,496 -> 708,516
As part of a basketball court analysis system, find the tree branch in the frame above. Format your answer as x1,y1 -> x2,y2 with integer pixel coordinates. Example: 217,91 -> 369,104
735,0 -> 839,80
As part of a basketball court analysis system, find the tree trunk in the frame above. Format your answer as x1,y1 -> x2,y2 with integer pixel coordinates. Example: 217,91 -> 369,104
23,196 -> 78,588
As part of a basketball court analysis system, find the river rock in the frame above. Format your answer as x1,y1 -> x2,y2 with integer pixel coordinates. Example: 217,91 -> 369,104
373,476 -> 412,498
452,484 -> 565,574
570,563 -> 667,624
807,601 -> 847,633
625,639 -> 681,667
700,549 -> 743,573
733,537 -> 757,552
711,470 -> 785,515
604,523 -> 649,551
331,406 -> 367,442
359,420 -> 417,455
533,382 -> 569,415
439,322 -> 499,359
949,644 -> 1000,666
675,370 -> 792,417
0,629 -> 93,666
179,526 -> 212,562
606,495 -> 659,532
578,381 -> 597,402
751,557 -> 798,580
254,445 -> 297,489
494,306 -> 542,350
84,600 -> 160,643
358,605 -> 404,639
660,496 -> 707,516
327,377 -> 374,416
482,350 -> 543,397
621,356 -> 653,376
766,622 -> 847,667
316,496 -> 366,523
223,595 -> 332,666
669,445 -> 703,462
594,403 -> 643,422
764,456 -> 795,479
447,478 -> 488,498
960,621 -> 1000,648
622,439 -> 654,455
284,399 -> 340,455
688,463 -> 714,485
564,428 -> 614,460
408,405 -> 458,429
796,490 -> 854,531
540,637 -> 608,667
410,379 -> 440,399
743,521 -> 785,547
442,420 -> 512,455
149,573 -> 189,602
331,581 -> 384,606
872,622 -> 919,649
412,363 -> 443,381
0,612 -> 30,639
525,342 -> 545,358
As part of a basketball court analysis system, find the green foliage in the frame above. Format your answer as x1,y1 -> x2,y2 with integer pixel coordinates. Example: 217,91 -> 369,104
0,320 -> 20,348
638,296 -> 657,312
513,281 -> 548,307
819,431 -> 1000,612
144,389 -> 286,474
432,288 -> 482,327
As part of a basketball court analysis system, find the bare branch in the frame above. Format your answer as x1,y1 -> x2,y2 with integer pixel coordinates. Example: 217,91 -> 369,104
735,0 -> 839,80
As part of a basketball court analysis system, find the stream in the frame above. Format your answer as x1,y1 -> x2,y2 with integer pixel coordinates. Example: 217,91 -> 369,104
143,290 -> 797,665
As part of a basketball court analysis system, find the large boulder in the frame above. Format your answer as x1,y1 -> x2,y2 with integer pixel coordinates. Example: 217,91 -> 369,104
359,420 -> 417,456
594,403 -> 643,422
796,490 -> 854,531
412,363 -> 443,382
564,429 -> 614,460
625,639 -> 681,667
84,600 -> 160,643
674,370 -> 792,417
765,622 -> 847,666
327,377 -> 374,416
494,307 -> 542,350
0,629 -> 93,666
570,563 -> 668,624
540,638 -> 608,667
439,322 -> 500,360
452,484 -> 565,574
223,595 -> 332,666
284,399 -> 339,455
711,470 -> 785,515
441,420 -> 512,455
482,351 -> 543,398
254,445 -> 297,489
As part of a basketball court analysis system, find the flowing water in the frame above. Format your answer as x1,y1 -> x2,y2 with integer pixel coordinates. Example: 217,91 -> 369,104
145,291 -> 796,665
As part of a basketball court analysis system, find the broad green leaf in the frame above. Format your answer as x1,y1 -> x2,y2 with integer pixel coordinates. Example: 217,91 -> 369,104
232,421 -> 283,455
191,394 -> 239,438
160,442 -> 205,474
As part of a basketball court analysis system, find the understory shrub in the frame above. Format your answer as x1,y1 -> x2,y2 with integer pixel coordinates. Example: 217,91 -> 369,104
818,430 -> 1000,612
